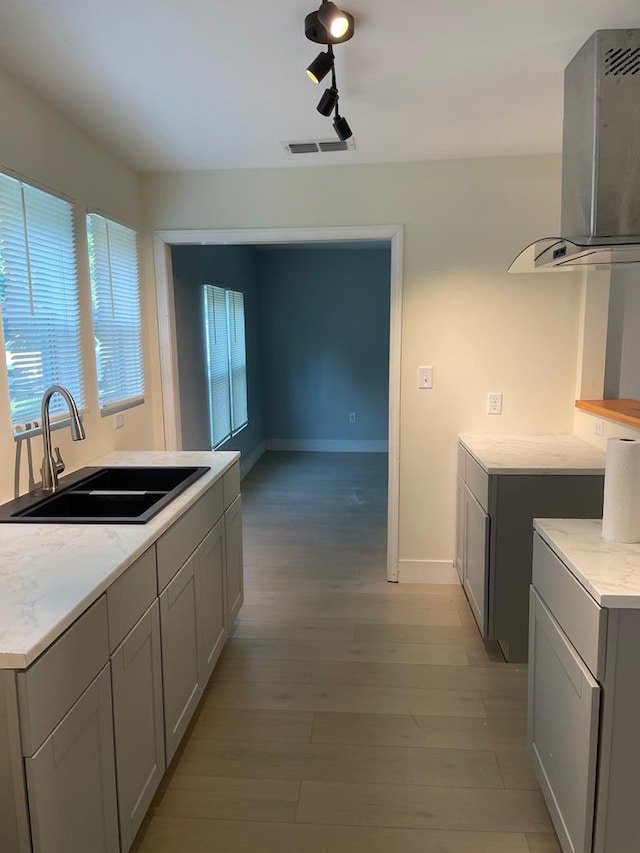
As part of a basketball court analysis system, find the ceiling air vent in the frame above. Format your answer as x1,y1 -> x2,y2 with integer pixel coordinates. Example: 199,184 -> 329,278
282,138 -> 355,155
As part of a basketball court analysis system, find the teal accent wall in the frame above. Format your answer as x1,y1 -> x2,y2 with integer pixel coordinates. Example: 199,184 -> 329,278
171,245 -> 265,455
256,247 -> 391,441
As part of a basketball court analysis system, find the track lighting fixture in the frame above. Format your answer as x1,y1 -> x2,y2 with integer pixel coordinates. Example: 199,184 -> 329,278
304,0 -> 354,45
317,1 -> 350,39
333,113 -> 353,142
306,49 -> 333,84
304,1 -> 355,142
317,86 -> 339,116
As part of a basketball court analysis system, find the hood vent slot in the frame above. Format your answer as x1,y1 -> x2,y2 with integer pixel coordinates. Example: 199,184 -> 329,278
605,47 -> 640,76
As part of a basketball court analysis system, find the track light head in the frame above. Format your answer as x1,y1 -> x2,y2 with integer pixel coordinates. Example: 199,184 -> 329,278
318,1 -> 349,39
333,113 -> 353,142
306,50 -> 333,84
304,6 -> 354,44
317,86 -> 339,116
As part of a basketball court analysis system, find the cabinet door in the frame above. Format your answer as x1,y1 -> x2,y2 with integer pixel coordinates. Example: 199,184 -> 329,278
455,477 -> 465,583
225,494 -> 244,625
111,601 -> 165,852
24,665 -> 119,853
198,517 -> 227,684
159,551 -> 202,764
528,588 -> 600,853
463,485 -> 489,636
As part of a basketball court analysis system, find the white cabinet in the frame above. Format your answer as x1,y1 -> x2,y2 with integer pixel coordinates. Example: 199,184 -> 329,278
111,602 -> 165,851
24,665 -> 119,853
1,461 -> 243,853
528,587 -> 600,853
14,598 -> 117,853
198,517 -> 227,683
159,551 -> 202,764
157,476 -> 241,765
530,532 -> 640,853
462,485 -> 489,635
225,494 -> 244,626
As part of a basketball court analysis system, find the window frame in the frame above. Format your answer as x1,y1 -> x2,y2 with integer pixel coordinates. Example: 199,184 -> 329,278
0,168 -> 86,437
202,284 -> 248,449
86,211 -> 145,417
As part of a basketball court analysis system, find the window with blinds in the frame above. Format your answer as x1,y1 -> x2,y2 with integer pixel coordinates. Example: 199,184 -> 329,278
0,172 -> 84,433
203,285 -> 248,448
86,214 -> 144,413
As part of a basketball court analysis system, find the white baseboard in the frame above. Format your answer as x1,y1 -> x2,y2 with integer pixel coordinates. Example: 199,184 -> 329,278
240,441 -> 267,479
266,439 -> 388,453
397,560 -> 460,584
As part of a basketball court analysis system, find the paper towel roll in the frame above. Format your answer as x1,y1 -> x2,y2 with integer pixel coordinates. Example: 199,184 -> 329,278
602,438 -> 640,543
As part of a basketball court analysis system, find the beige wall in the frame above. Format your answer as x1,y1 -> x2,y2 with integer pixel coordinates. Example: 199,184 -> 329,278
141,156 -> 583,564
0,67 -> 159,504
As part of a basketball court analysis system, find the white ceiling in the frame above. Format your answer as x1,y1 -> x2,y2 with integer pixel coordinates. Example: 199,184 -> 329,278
1,1 -> 639,172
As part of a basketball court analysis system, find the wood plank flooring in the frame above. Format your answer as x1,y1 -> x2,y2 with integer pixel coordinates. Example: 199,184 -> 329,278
134,452 -> 560,853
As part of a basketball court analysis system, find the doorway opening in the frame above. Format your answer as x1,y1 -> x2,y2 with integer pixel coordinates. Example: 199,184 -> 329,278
152,226 -> 403,581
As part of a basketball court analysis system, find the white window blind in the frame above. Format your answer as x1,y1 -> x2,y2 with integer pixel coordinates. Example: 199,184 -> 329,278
87,214 -> 144,413
227,289 -> 248,431
203,284 -> 248,448
0,172 -> 84,432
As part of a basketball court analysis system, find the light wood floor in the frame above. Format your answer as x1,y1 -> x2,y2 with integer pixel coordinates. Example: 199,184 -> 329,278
135,452 -> 560,853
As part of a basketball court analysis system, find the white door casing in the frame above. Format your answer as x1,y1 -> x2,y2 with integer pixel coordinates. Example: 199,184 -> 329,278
152,225 -> 404,582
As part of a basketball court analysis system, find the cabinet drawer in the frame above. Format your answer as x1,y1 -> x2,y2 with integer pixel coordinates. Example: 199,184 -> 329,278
107,546 -> 157,653
532,533 -> 607,679
156,480 -> 223,591
17,597 -> 109,756
223,461 -> 240,510
465,453 -> 489,511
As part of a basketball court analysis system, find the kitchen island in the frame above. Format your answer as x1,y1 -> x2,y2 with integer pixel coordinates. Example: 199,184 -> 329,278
0,450 -> 243,853
456,435 -> 605,661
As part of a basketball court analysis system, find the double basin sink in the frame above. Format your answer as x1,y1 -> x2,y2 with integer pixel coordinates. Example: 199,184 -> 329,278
0,466 -> 210,524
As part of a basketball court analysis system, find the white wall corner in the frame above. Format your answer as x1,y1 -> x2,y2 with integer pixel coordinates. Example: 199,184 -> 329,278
575,269 -> 610,402
240,441 -> 267,480
397,560 -> 459,585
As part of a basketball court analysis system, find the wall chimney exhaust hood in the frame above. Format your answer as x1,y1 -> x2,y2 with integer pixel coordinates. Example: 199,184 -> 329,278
510,29 -> 640,273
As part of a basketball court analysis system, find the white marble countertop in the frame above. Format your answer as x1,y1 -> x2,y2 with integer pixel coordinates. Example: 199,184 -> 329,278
459,434 -> 605,475
534,518 -> 640,609
0,450 -> 239,669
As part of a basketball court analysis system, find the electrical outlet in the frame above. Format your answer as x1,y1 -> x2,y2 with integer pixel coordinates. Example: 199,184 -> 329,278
114,412 -> 125,430
487,392 -> 503,415
348,411 -> 357,424
594,419 -> 604,437
418,366 -> 433,389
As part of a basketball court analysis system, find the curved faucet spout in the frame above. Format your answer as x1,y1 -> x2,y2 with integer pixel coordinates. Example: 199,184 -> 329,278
41,385 -> 86,492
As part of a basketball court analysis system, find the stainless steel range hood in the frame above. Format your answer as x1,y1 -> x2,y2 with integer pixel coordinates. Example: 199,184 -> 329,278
510,29 -> 640,273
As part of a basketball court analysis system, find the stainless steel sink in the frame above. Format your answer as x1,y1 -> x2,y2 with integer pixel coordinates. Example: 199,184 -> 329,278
0,466 -> 210,524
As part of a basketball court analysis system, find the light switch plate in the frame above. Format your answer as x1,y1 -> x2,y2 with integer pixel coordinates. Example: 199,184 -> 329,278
114,413 -> 125,430
418,366 -> 433,389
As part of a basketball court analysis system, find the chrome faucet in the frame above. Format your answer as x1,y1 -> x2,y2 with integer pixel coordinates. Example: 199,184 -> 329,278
40,385 -> 86,492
